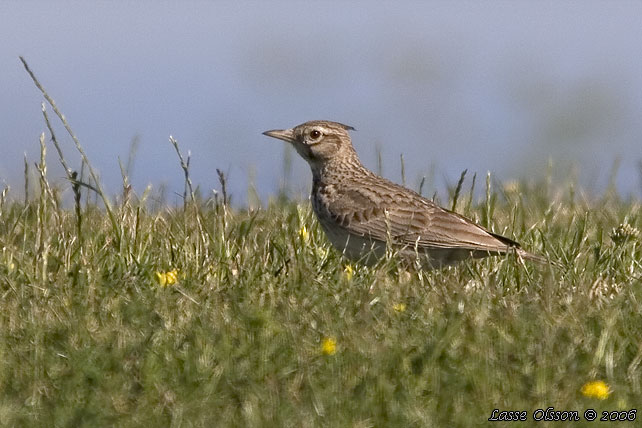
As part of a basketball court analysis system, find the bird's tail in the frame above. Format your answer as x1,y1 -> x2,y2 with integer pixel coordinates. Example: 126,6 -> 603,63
515,248 -> 561,267
489,231 -> 561,268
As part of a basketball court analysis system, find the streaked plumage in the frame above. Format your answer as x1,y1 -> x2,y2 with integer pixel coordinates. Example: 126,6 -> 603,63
263,120 -> 548,268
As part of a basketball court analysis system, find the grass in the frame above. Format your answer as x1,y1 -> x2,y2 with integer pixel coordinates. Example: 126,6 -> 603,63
1,58 -> 641,427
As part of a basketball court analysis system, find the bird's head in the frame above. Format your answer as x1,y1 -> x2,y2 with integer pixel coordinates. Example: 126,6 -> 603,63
263,120 -> 356,168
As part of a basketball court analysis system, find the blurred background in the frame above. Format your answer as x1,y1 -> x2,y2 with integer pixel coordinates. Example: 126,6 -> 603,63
1,1 -> 641,205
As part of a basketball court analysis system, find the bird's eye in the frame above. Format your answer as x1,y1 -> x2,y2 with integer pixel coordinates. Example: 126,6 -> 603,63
310,130 -> 322,139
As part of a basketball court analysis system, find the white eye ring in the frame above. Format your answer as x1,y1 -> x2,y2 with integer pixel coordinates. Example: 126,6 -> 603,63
309,129 -> 322,139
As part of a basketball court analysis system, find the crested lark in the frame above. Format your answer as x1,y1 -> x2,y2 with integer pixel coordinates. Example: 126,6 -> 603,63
263,120 -> 548,268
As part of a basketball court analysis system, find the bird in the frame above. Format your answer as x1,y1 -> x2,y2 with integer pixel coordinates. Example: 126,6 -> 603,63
263,120 -> 550,268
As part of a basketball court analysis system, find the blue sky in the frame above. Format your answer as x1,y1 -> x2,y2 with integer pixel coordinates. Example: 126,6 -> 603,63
2,1 -> 641,204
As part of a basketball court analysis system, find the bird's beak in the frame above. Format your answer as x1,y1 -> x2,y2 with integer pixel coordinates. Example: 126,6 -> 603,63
262,128 -> 295,143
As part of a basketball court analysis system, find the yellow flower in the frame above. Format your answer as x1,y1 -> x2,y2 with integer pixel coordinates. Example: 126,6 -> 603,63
155,268 -> 179,287
321,337 -> 337,355
299,225 -> 309,242
393,303 -> 406,312
344,264 -> 354,281
581,380 -> 611,400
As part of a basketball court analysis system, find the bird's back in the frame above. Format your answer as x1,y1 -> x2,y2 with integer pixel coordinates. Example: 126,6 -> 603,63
312,162 -> 536,267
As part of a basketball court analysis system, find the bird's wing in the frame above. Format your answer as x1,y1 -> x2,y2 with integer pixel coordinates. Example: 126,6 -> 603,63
326,178 -> 518,253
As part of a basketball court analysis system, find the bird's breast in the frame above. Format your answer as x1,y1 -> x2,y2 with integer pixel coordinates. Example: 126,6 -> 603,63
311,185 -> 386,263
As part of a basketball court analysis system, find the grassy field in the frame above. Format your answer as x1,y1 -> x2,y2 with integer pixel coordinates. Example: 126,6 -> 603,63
1,159 -> 641,427
2,60 -> 641,426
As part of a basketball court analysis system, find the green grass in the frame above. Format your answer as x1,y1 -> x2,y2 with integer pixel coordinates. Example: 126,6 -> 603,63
0,171 -> 640,427
3,58 -> 640,426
